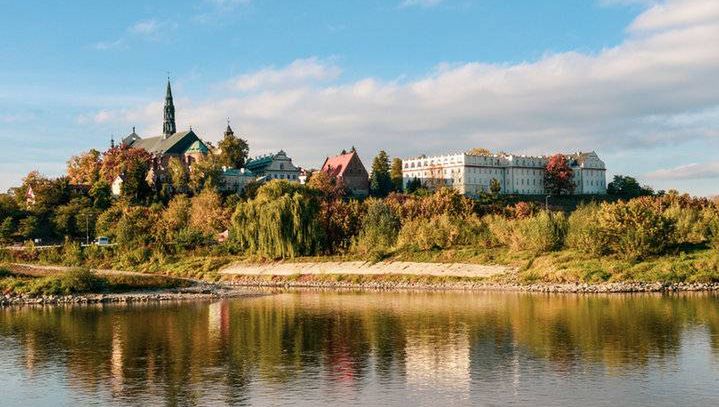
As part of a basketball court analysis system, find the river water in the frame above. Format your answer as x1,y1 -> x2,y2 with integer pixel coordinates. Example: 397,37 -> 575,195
1,291 -> 718,406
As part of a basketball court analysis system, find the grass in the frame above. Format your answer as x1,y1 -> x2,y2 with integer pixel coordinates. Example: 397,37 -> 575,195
0,266 -> 191,297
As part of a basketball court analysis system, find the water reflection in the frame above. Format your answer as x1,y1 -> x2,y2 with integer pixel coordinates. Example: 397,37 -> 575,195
1,291 -> 718,406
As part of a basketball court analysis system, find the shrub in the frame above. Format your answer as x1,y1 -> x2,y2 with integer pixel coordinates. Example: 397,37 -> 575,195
565,203 -> 607,256
62,240 -> 84,266
397,214 -> 488,251
597,199 -> 674,260
510,211 -> 567,253
352,199 -> 400,259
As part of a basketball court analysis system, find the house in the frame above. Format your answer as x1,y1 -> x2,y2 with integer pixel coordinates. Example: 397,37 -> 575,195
401,150 -> 607,196
220,167 -> 256,194
111,175 -> 124,197
320,148 -> 370,197
245,150 -> 300,182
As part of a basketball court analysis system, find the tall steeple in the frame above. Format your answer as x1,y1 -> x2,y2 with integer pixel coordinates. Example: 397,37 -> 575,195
163,79 -> 176,139
224,117 -> 234,137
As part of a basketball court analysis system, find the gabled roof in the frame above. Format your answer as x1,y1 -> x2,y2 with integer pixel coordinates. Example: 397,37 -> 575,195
245,155 -> 274,172
125,130 -> 208,155
321,150 -> 365,178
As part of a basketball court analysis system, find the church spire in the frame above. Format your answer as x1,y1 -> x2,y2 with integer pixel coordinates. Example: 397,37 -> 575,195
224,117 -> 234,137
163,79 -> 176,139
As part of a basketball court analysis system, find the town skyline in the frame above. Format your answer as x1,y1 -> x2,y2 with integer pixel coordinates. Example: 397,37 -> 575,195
1,0 -> 718,196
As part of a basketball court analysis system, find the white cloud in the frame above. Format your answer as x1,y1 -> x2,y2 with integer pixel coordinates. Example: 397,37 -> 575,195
630,0 -> 719,32
93,39 -> 124,51
89,0 -> 719,188
646,162 -> 719,180
228,58 -> 341,92
128,19 -> 160,36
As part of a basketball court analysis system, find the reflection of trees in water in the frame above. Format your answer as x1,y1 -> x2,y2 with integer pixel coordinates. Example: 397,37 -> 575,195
0,292 -> 718,404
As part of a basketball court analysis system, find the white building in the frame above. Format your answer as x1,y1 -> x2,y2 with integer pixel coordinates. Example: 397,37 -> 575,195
402,151 -> 606,195
244,150 -> 301,182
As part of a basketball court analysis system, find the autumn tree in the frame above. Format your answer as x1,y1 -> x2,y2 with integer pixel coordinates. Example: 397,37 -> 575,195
89,180 -> 112,209
467,147 -> 492,156
544,154 -> 575,195
390,158 -> 404,192
189,155 -> 223,195
67,149 -> 102,185
190,189 -> 228,235
218,130 -> 250,168
100,145 -> 152,203
369,150 -> 393,197
307,171 -> 347,200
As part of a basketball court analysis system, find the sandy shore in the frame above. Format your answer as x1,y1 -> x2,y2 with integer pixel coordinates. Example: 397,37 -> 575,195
220,260 -> 513,278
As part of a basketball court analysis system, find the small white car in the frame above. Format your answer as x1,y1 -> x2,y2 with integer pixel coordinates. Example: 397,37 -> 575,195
95,236 -> 111,246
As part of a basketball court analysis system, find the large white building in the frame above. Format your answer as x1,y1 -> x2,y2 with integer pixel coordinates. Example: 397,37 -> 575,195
402,151 -> 606,195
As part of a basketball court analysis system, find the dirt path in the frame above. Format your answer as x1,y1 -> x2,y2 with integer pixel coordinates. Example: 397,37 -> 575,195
220,260 -> 513,279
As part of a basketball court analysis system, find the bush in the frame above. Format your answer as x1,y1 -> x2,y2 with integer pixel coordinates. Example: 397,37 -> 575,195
27,268 -> 105,296
397,214 -> 488,251
353,199 -> 400,259
597,198 -> 674,260
62,240 -> 84,266
565,203 -> 607,256
511,211 -> 567,253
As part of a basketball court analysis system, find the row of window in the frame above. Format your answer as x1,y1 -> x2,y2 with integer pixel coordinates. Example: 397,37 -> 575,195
269,173 -> 298,180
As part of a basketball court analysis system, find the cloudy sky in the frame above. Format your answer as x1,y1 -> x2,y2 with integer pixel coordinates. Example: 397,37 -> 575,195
1,0 -> 718,195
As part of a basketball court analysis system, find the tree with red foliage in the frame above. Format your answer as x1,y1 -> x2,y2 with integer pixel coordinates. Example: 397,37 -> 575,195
100,145 -> 153,202
544,154 -> 575,195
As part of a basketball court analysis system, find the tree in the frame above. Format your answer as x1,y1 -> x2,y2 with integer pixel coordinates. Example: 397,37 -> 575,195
100,146 -> 152,203
89,180 -> 112,209
307,171 -> 347,200
490,178 -> 501,196
168,156 -> 189,194
190,189 -> 228,235
406,177 -> 423,194
67,149 -> 101,185
0,217 -> 15,242
369,150 -> 393,197
467,147 -> 492,156
218,132 -> 250,168
19,216 -> 40,239
189,156 -> 223,195
390,158 -> 404,192
544,154 -> 575,195
607,175 -> 654,199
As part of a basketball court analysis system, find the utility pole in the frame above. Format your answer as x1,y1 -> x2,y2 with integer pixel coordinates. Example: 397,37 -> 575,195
545,195 -> 551,211
85,215 -> 89,245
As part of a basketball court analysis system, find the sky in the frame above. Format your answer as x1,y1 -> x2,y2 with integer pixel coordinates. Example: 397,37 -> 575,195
0,0 -> 718,195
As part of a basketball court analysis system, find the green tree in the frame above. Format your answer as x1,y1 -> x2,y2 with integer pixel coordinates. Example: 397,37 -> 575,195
467,147 -> 492,156
89,179 -> 112,209
607,175 -> 654,199
218,131 -> 250,168
544,154 -> 575,195
168,156 -> 189,194
19,216 -> 40,240
0,217 -> 15,242
405,177 -> 422,194
369,150 -> 393,197
189,157 -> 223,195
390,158 -> 404,192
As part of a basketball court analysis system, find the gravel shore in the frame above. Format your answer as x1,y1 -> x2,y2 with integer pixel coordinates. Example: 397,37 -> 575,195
0,284 -> 260,306
224,276 -> 719,293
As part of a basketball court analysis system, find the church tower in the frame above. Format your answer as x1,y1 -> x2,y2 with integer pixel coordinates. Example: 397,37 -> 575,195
163,80 -> 176,139
224,118 -> 234,138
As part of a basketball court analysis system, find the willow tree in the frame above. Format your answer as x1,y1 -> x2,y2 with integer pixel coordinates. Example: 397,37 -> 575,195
231,180 -> 324,258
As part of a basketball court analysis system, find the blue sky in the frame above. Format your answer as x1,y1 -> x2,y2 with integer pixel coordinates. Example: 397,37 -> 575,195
1,0 -> 718,195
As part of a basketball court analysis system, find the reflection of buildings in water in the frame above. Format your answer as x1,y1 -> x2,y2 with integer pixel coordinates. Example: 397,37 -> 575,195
24,334 -> 37,373
405,325 -> 470,392
208,301 -> 230,341
110,323 -> 124,395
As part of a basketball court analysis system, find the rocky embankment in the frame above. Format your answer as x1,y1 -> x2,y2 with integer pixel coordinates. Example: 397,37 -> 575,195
0,284 -> 258,306
224,276 -> 719,293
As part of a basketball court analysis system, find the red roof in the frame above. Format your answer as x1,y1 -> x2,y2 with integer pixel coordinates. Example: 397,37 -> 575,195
321,150 -> 357,178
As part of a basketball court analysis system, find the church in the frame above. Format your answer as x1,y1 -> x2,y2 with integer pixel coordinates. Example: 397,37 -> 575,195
120,80 -> 211,166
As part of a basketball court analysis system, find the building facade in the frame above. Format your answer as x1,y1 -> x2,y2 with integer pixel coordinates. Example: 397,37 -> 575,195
244,150 -> 300,182
402,151 -> 606,195
320,148 -> 370,197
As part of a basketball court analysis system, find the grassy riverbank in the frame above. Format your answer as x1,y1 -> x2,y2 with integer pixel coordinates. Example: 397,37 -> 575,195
0,265 -> 191,297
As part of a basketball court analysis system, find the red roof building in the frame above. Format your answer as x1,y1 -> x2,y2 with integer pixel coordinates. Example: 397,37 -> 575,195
321,148 -> 370,197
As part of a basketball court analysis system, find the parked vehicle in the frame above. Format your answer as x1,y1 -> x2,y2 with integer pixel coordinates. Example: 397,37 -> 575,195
95,236 -> 111,246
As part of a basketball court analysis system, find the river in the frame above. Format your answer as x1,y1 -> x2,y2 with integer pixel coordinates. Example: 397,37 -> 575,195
1,290 -> 718,406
